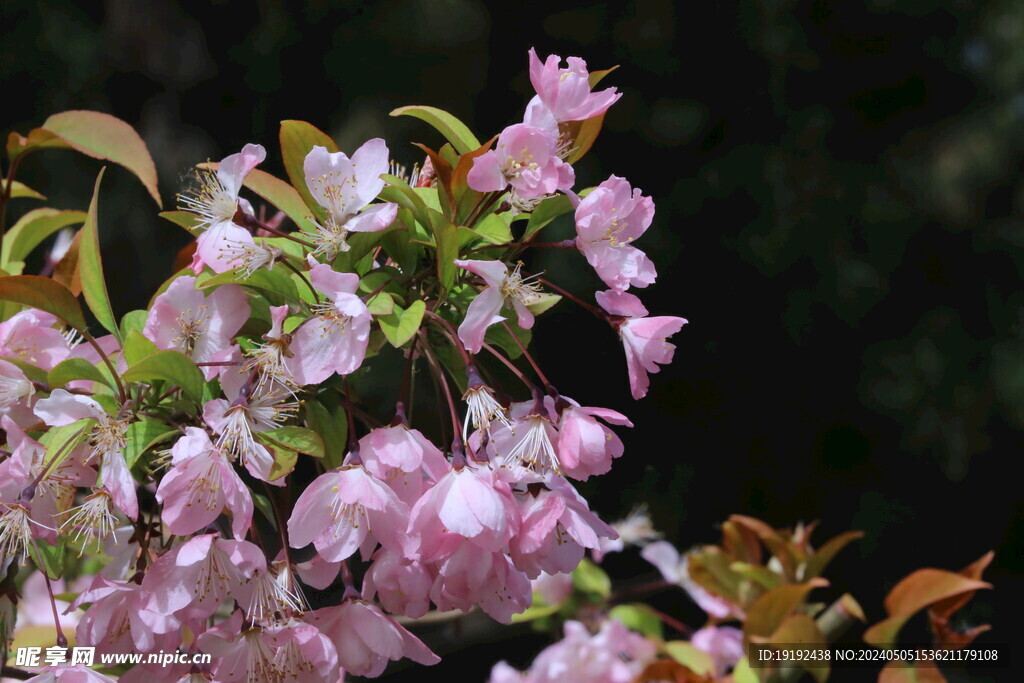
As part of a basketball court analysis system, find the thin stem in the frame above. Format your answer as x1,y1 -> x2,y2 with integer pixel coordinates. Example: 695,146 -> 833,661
424,310 -> 471,365
399,334 -> 418,408
500,321 -> 552,391
537,277 -> 608,320
646,605 -> 692,636
41,571 -> 67,647
468,239 -> 576,254
280,259 -> 320,304
481,342 -> 536,392
419,332 -> 462,448
464,189 -> 504,227
0,153 -> 25,238
77,326 -> 127,404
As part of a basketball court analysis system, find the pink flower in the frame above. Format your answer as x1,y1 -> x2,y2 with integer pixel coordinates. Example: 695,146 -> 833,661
287,259 -> 371,385
509,476 -> 617,578
596,290 -> 687,400
144,276 -> 250,379
0,309 -> 72,370
287,464 -> 411,562
467,123 -> 574,198
24,666 -> 119,683
531,571 -> 573,606
0,359 -> 36,427
454,259 -> 543,354
362,547 -> 435,618
407,462 -> 519,561
429,540 -> 532,622
524,619 -> 655,683
71,575 -> 180,655
180,143 -> 266,274
309,599 -> 439,678
485,397 -> 563,477
196,610 -> 278,682
304,140 -> 398,259
691,625 -> 745,676
357,424 -> 450,506
575,175 -> 657,292
142,534 -> 265,622
155,427 -> 253,538
265,618 -> 340,682
528,48 -> 621,123
556,399 -> 632,480
641,541 -> 739,619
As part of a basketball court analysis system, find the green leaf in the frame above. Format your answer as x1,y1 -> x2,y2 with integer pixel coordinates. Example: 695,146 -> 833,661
9,180 -> 45,200
40,420 -> 94,472
664,641 -> 716,677
366,292 -> 395,316
42,110 -> 161,206
122,350 -> 205,403
525,293 -> 561,316
47,357 -> 111,390
390,105 -> 481,155
119,310 -> 149,340
3,358 -> 48,383
608,604 -> 664,640
427,210 -> 459,295
280,120 -> 338,218
198,163 -> 316,233
2,208 -> 86,267
473,212 -> 513,244
379,175 -> 431,228
509,601 -> 562,623
731,657 -> 760,683
572,558 -> 611,598
484,320 -> 531,359
6,127 -> 67,162
258,426 -> 325,458
200,264 -> 299,303
30,537 -> 66,580
0,275 -> 87,330
744,579 -> 828,639
158,210 -> 199,234
251,491 -> 278,531
378,299 -> 425,348
122,329 -> 159,366
305,396 -> 346,470
523,195 -> 574,242
267,444 -> 299,481
78,169 -> 121,341
123,419 -> 177,468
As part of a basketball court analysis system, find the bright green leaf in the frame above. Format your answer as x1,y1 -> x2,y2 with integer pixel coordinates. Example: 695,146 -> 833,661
378,299 -> 425,348
523,195 -> 574,242
366,292 -> 395,316
30,538 -> 66,580
9,180 -> 45,200
525,293 -> 561,316
305,396 -> 346,469
572,558 -> 611,598
664,641 -> 716,677
122,329 -> 158,366
200,264 -> 299,303
123,419 -> 177,468
123,350 -> 205,403
2,208 -> 86,268
42,110 -> 161,206
119,310 -> 149,339
258,426 -> 325,458
267,444 -> 299,481
47,358 -> 111,390
280,120 -> 337,218
609,604 -> 664,640
79,169 -> 121,341
158,211 -> 199,234
390,105 -> 481,155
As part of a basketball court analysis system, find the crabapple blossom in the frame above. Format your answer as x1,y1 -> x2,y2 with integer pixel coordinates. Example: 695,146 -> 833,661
0,309 -> 72,370
454,258 -> 544,353
361,547 -> 435,618
556,399 -> 632,480
575,175 -> 657,292
527,48 -> 622,124
596,289 -> 687,399
691,625 -> 745,676
304,140 -> 398,258
71,575 -> 180,654
429,539 -> 533,622
467,123 -> 574,198
641,540 -> 739,619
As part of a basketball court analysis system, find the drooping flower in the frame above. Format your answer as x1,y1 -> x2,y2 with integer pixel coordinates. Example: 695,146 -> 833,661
361,547 -> 435,619
596,290 -> 687,400
527,48 -> 621,123
486,397 -> 562,476
309,599 -> 439,678
556,398 -> 632,480
454,259 -> 545,354
287,464 -> 412,562
592,505 -> 661,561
179,143 -> 267,274
71,575 -> 180,655
575,175 -> 657,292
287,258 -> 371,385
429,539 -> 532,622
144,276 -> 250,379
265,618 -> 340,682
155,427 -> 253,538
303,140 -> 398,258
467,123 -> 574,198
58,489 -> 119,554
241,305 -> 298,392
357,424 -> 450,506
196,609 -> 279,682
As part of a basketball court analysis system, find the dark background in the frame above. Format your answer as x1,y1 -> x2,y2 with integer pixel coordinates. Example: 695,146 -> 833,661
2,1 -> 1020,680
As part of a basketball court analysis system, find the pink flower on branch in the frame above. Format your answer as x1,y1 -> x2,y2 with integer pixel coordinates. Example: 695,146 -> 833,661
467,123 -> 575,198
528,48 -> 621,124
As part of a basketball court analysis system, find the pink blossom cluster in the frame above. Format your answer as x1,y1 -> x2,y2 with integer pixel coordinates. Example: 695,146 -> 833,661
0,48 -> 687,681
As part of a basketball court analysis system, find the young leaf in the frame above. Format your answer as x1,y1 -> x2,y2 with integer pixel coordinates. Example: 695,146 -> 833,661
42,110 -> 161,206
378,299 -> 425,348
2,208 -> 86,267
122,350 -> 205,403
523,195 -> 574,242
390,105 -> 481,155
29,538 -> 67,580
0,275 -> 88,330
9,180 -> 45,200
258,426 -> 326,458
267,444 -> 299,481
305,396 -> 347,470
123,419 -> 178,468
572,559 -> 612,598
119,310 -> 149,339
158,210 -> 200,234
122,329 -> 159,366
427,210 -> 459,294
608,604 -> 664,640
79,168 -> 121,342
47,357 -> 111,390
280,120 -> 338,217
